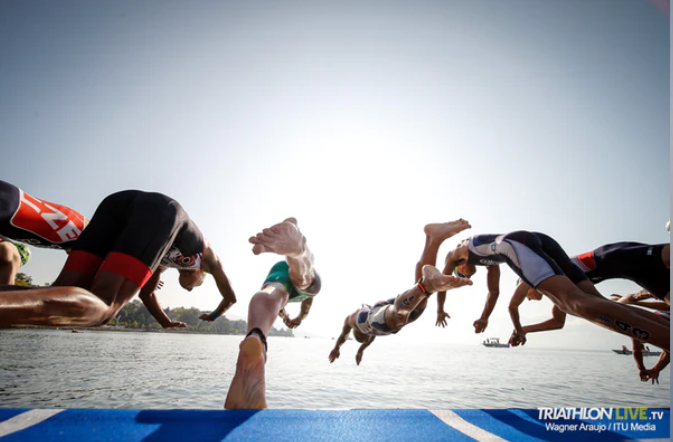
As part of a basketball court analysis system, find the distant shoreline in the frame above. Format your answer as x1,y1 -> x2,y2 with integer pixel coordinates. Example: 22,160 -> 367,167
0,325 -> 294,337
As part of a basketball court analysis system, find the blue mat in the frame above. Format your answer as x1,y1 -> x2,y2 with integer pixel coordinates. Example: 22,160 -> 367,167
0,408 -> 669,441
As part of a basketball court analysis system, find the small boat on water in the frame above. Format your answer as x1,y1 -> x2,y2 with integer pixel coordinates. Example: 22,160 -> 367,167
612,345 -> 661,357
482,338 -> 510,348
70,329 -> 83,333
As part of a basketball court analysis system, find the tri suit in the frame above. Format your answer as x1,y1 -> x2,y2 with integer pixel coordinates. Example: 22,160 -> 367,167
63,190 -> 204,287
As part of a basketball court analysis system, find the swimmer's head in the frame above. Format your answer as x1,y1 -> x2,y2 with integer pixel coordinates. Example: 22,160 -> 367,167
526,287 -> 543,301
516,278 -> 542,301
179,269 -> 206,291
353,329 -> 368,343
453,264 -> 476,279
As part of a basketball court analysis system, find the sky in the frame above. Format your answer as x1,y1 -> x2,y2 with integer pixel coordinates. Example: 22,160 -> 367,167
0,0 -> 669,351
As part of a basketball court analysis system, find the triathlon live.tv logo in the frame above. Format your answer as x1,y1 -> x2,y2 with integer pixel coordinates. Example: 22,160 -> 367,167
537,408 -> 667,434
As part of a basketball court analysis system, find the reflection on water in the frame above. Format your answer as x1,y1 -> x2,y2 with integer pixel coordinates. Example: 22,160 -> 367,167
0,330 -> 669,409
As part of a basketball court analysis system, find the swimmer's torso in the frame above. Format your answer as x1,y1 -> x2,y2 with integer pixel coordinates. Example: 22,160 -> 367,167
465,234 -> 509,266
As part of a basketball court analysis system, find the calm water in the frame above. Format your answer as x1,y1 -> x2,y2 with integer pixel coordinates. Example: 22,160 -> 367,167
0,329 -> 669,410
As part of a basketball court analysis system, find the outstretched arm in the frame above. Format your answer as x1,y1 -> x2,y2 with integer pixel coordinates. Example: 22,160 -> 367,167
631,300 -> 670,311
284,297 -> 314,329
646,351 -> 670,384
139,268 -> 186,329
474,266 -> 500,333
329,312 -> 357,363
200,242 -> 237,321
521,305 -> 566,335
507,281 -> 528,345
613,290 -> 653,304
355,336 -> 375,365
435,291 -> 450,327
632,339 -> 649,382
436,259 -> 454,327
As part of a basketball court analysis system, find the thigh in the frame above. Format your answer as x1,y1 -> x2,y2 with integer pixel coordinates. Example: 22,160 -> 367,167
534,232 -> 588,285
500,231 -> 564,288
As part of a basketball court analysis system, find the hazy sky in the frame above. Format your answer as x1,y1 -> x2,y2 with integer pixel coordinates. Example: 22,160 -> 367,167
0,0 -> 669,350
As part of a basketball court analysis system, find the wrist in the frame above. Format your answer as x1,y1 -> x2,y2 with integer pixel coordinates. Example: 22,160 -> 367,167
211,311 -> 220,320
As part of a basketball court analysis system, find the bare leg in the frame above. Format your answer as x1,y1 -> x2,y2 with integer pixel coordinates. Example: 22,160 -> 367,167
0,271 -> 141,327
537,276 -> 670,351
575,280 -> 604,298
0,242 -> 21,285
385,265 -> 472,328
416,219 -> 471,281
225,283 -> 290,409
249,218 -> 316,290
0,286 -> 110,326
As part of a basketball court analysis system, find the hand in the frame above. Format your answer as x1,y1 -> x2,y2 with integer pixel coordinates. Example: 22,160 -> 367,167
199,313 -> 217,322
164,320 -> 187,329
284,316 -> 303,329
609,294 -> 622,302
639,369 -> 651,383
645,369 -> 660,385
156,280 -> 164,290
328,348 -> 340,363
436,311 -> 451,328
356,351 -> 364,366
509,330 -> 527,347
632,291 -> 653,302
473,318 -> 488,334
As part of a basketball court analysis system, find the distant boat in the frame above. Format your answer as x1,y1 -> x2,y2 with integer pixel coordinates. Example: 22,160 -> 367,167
482,337 -> 509,348
71,329 -> 83,334
613,346 -> 661,357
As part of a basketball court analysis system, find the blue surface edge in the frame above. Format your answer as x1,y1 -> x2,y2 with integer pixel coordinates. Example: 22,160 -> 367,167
0,407 -> 669,442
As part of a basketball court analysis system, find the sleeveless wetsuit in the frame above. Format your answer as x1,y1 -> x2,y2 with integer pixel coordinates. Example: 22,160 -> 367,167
466,231 -> 587,288
0,180 -> 86,249
63,190 -> 203,287
261,261 -> 321,303
571,242 -> 669,301
355,298 -> 397,336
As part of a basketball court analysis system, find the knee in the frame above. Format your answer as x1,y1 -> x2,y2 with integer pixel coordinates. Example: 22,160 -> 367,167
0,243 -> 19,266
46,289 -> 111,326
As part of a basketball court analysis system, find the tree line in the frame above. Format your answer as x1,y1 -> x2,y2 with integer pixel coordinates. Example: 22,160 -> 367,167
12,272 -> 293,337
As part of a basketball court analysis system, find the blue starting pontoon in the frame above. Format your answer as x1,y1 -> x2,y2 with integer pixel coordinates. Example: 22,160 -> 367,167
0,408 -> 669,441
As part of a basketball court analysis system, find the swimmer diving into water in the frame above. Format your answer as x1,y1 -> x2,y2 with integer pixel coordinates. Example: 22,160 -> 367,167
329,219 -> 473,366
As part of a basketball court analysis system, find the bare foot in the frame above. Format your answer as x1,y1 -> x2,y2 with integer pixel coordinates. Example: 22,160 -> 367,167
422,265 -> 473,292
249,218 -> 306,257
424,219 -> 471,241
224,336 -> 268,409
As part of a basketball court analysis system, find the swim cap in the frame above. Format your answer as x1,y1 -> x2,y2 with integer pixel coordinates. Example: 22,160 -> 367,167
13,242 -> 31,266
667,220 -> 670,233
